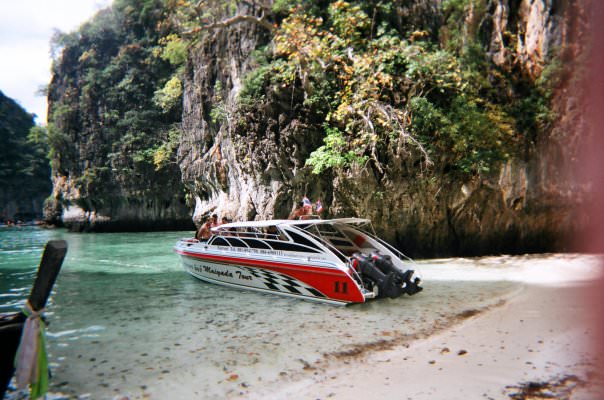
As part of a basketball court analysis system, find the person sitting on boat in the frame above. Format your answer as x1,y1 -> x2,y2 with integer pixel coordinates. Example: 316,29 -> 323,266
219,216 -> 234,236
288,201 -> 306,220
302,196 -> 313,215
196,214 -> 219,241
265,225 -> 281,240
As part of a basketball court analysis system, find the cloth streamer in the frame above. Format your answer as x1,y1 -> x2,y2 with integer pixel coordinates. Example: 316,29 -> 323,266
14,301 -> 49,399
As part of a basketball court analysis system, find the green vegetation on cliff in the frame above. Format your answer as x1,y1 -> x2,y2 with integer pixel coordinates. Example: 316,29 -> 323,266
48,0 -> 186,213
159,0 -> 560,178
0,91 -> 50,220
46,0 -> 577,239
48,0 -> 563,188
233,0 -> 557,176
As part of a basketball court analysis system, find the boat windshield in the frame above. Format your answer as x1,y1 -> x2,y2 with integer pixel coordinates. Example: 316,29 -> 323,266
208,225 -> 322,254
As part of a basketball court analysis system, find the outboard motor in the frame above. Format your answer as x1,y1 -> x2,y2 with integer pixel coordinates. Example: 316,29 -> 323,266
352,253 -> 403,298
371,252 -> 423,296
352,252 -> 422,299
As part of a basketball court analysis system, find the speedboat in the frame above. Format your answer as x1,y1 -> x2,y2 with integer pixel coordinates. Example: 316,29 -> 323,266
174,218 -> 422,305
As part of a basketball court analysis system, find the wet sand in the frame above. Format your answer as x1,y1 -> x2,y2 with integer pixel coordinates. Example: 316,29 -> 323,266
245,281 -> 604,400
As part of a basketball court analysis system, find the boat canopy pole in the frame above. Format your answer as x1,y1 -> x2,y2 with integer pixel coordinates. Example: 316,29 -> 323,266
358,226 -> 417,265
296,226 -> 366,286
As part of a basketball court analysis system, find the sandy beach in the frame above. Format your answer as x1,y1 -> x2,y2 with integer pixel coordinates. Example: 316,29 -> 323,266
241,260 -> 604,400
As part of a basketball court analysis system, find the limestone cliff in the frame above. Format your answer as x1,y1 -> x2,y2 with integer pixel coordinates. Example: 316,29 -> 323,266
45,1 -> 194,231
178,3 -> 328,224
45,0 -> 588,255
178,0 -> 588,256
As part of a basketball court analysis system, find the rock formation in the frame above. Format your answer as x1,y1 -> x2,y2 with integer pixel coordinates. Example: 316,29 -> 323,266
46,0 -> 589,256
178,0 -> 588,256
45,3 -> 194,232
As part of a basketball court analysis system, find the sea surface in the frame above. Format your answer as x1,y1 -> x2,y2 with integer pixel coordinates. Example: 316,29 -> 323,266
0,227 -> 600,399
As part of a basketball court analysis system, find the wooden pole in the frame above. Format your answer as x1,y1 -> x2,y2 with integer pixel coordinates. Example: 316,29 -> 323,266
28,240 -> 68,311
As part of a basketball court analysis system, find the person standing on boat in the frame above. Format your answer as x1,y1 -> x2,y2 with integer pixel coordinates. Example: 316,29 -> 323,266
315,199 -> 324,215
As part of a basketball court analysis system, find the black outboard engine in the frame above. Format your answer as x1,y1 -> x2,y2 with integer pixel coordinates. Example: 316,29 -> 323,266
371,252 -> 423,296
352,252 -> 422,298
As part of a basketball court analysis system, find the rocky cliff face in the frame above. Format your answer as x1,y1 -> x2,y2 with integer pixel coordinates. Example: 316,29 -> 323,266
45,0 -> 588,255
178,6 -> 329,225
178,0 -> 588,256
329,0 -> 588,256
45,2 -> 194,232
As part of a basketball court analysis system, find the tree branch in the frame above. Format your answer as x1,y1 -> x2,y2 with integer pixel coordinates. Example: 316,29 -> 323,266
201,14 -> 274,33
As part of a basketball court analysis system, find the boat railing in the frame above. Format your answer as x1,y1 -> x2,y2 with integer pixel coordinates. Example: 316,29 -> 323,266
302,226 -> 348,260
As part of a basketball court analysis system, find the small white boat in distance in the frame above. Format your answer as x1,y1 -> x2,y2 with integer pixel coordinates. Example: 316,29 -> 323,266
174,218 -> 422,305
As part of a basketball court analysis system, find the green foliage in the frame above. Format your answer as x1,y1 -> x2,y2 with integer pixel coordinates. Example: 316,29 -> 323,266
250,0 -> 558,176
239,64 -> 272,103
46,0 -> 564,194
157,34 -> 187,66
411,96 -> 514,173
306,125 -> 368,173
328,0 -> 371,47
153,75 -> 183,112
153,128 -> 181,170
0,91 -> 51,204
272,0 -> 298,15
209,80 -> 227,125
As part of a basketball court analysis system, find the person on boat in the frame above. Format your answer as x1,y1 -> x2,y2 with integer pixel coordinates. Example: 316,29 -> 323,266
195,218 -> 210,241
315,199 -> 324,214
196,214 -> 219,241
288,201 -> 306,220
302,196 -> 313,215
220,217 -> 236,236
265,225 -> 280,240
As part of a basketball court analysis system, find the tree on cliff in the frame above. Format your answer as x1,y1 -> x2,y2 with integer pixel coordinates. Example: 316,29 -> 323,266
0,91 -> 51,221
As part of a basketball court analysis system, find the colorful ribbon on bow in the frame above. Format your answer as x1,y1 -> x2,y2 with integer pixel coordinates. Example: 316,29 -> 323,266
14,300 -> 49,399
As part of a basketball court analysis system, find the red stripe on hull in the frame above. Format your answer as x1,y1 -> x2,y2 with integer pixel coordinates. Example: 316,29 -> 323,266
176,249 -> 365,303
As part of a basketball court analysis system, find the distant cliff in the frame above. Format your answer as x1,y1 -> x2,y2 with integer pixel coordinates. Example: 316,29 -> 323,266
0,90 -> 50,222
45,0 -> 193,231
47,0 -> 589,255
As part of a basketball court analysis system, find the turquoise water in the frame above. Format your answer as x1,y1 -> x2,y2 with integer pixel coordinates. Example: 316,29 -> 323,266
0,227 -> 540,399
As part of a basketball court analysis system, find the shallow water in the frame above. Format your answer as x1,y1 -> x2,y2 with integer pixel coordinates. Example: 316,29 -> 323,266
0,227 -> 600,399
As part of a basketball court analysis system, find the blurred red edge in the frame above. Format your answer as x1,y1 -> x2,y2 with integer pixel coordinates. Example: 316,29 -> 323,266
581,0 -> 604,389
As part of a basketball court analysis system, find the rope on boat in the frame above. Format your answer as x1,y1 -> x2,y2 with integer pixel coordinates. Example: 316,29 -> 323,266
14,300 -> 49,399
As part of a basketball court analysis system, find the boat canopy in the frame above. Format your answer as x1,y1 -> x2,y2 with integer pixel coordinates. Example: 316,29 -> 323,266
211,218 -> 371,232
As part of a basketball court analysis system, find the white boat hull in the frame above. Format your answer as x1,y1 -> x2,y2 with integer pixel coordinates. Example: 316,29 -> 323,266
180,254 -> 351,305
